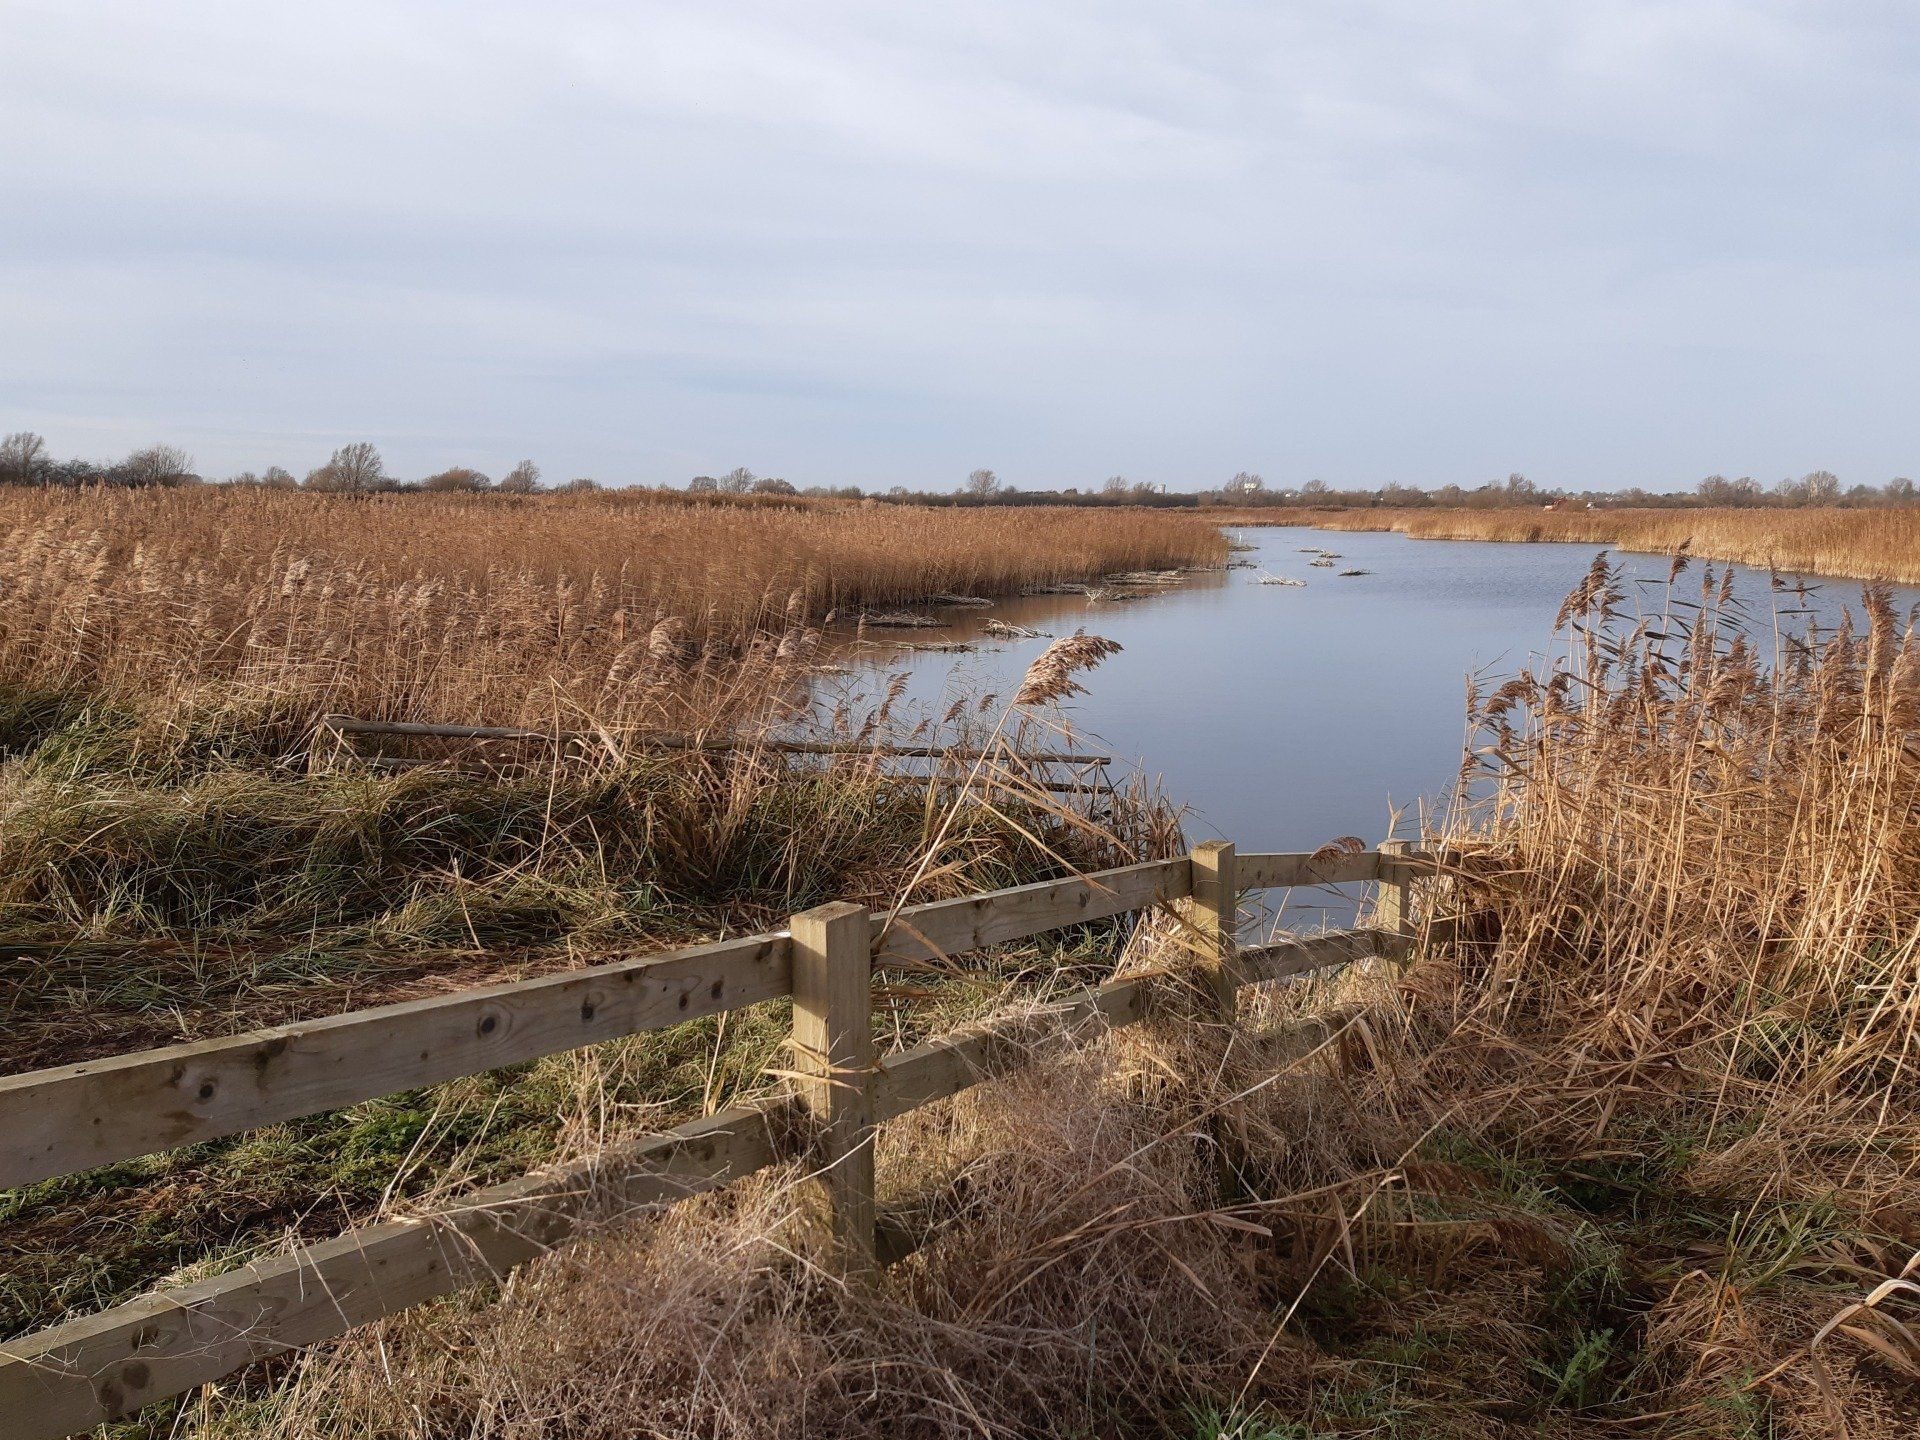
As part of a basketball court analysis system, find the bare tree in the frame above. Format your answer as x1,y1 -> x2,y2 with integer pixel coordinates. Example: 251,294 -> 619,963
497,459 -> 541,494
750,475 -> 796,495
1773,470 -> 1839,506
963,468 -> 999,497
1802,469 -> 1841,503
0,431 -> 48,485
687,475 -> 719,493
1697,474 -> 1762,507
122,444 -> 197,486
1101,474 -> 1130,497
719,467 -> 756,494
260,466 -> 297,489
562,476 -> 601,492
305,442 -> 385,492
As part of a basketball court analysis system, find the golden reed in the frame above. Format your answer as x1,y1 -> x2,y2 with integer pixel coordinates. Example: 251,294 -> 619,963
1211,504 -> 1920,587
0,486 -> 1223,728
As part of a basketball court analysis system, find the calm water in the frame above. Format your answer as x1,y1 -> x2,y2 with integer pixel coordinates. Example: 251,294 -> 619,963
837,528 -> 1918,855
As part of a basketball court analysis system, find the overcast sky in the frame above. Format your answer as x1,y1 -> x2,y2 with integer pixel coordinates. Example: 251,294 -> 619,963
4,2 -> 1918,490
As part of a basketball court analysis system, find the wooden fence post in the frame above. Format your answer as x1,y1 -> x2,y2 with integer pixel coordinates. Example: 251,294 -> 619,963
1189,841 -> 1239,1020
1188,841 -> 1243,1198
1375,839 -> 1415,958
789,900 -> 877,1275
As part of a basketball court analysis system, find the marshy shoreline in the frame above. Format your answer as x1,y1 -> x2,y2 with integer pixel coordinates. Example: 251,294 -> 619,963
1208,502 -> 1920,589
6,494 -> 1920,1437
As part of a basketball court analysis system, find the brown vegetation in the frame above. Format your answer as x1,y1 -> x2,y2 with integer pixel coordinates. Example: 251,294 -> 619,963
0,489 -> 1201,1361
135,558 -> 1920,1437
0,485 -> 1222,730
1209,503 -> 1920,587
8,476 -> 1917,1434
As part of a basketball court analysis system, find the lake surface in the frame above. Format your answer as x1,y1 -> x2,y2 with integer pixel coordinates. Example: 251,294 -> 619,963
837,527 -> 1918,857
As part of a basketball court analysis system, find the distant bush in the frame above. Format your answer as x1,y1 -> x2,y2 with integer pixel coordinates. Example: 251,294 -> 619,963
498,460 -> 541,494
120,445 -> 199,487
422,467 -> 492,493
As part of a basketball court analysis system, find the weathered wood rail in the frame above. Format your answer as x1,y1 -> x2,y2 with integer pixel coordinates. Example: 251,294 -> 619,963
313,714 -> 1118,798
317,714 -> 1113,766
0,841 -> 1444,1439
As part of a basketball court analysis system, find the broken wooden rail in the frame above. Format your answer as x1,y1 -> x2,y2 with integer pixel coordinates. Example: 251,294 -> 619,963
316,714 -> 1111,767
313,713 -> 1117,797
0,841 -> 1447,1439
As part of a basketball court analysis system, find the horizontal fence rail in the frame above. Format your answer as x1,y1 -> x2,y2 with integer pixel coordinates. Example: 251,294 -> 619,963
0,934 -> 790,1193
0,842 -> 1448,1439
317,714 -> 1113,766
315,714 -> 1118,797
0,863 -> 1191,1193
0,1107 -> 787,1437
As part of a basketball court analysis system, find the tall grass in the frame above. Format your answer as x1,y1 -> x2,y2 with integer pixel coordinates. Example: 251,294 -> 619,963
11,475 -> 1914,1433
1217,503 -> 1920,587
0,488 -> 1204,1353
183,558 -> 1920,1437
0,486 -> 1222,730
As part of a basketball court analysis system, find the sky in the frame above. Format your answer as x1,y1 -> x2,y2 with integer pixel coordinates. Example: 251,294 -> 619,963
4,1 -> 1919,492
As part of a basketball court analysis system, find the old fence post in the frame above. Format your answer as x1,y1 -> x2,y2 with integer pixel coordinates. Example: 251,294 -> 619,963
789,900 -> 877,1275
1189,840 -> 1241,1198
1375,838 -> 1415,959
1190,840 -> 1239,1021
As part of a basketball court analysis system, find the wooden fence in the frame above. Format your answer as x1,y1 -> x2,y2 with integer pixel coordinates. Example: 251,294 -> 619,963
312,714 -> 1118,798
0,838 -> 1440,1439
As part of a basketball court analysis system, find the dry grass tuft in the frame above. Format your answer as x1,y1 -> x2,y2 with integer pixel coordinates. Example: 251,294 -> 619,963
203,1052 -> 1279,1440
1385,556 -> 1920,1429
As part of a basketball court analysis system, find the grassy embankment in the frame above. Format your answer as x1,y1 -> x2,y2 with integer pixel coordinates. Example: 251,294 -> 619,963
1211,504 -> 1920,587
0,488 -> 1215,1362
187,557 -> 1920,1439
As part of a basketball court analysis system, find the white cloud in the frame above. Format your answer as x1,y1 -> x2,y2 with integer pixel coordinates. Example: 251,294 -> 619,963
2,0 -> 1917,486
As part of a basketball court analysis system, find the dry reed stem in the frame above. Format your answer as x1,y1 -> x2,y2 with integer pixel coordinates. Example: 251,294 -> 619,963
0,487 -> 1221,733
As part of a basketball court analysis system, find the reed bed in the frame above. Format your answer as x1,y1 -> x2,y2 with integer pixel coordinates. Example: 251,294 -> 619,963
0,625 -> 1176,1372
0,486 -> 1222,731
1214,503 -> 1920,587
0,481 -> 1204,1363
169,557 -> 1920,1438
10,474 -> 1916,1433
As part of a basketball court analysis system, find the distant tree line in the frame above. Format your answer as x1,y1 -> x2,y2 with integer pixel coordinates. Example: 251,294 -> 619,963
0,433 -> 206,489
0,434 -> 601,495
4,431 -> 1916,509
674,466 -> 1920,511
1196,469 -> 1920,510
